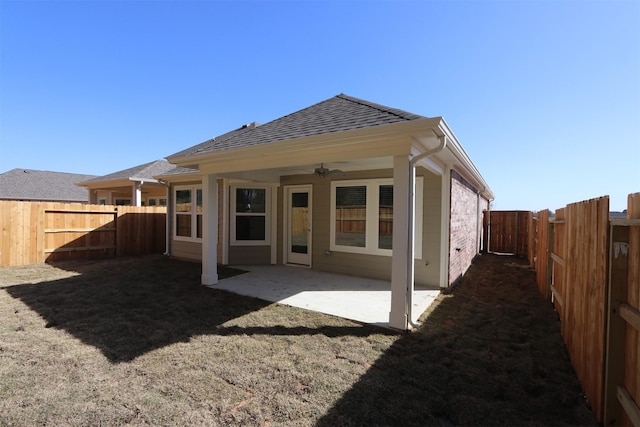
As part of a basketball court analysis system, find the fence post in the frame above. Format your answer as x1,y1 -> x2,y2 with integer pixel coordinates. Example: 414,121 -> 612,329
603,223 -> 630,426
546,219 -> 554,301
482,210 -> 489,253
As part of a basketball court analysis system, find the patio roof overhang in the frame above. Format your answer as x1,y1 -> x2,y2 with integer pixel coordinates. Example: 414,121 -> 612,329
77,178 -> 166,189
166,117 -> 494,201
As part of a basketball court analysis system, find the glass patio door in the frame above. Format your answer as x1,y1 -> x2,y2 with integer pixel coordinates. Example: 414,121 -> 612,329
286,185 -> 312,266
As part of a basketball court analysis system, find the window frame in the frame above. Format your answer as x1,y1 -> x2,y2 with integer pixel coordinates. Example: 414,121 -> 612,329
230,185 -> 271,246
173,185 -> 203,242
330,177 -> 423,257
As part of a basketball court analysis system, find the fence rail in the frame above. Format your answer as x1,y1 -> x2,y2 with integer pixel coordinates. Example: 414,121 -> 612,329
520,192 -> 640,425
0,201 -> 166,267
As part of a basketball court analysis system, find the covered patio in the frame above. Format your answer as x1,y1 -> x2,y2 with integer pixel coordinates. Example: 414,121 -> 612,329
210,265 -> 440,327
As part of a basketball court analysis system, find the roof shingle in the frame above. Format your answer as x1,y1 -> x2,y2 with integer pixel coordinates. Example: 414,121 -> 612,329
0,169 -> 96,202
168,94 -> 426,159
79,160 -> 177,184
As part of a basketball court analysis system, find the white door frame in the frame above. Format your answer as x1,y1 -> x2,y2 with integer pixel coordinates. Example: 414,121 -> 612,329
283,185 -> 312,267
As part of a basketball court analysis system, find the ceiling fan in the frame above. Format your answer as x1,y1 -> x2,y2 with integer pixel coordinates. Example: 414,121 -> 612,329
314,164 -> 346,178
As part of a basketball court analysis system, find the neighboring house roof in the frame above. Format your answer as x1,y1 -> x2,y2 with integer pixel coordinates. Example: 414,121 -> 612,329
155,166 -> 201,178
168,94 -> 425,159
78,160 -> 177,186
610,211 -> 628,219
0,168 -> 96,202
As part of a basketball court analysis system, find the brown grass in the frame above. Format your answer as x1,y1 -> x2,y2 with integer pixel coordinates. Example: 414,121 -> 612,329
0,254 -> 598,426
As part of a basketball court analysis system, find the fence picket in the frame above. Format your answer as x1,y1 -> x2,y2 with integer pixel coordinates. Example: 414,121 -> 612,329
0,201 -> 166,266
490,193 -> 640,425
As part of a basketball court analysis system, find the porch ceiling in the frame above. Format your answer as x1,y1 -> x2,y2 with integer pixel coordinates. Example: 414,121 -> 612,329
209,265 -> 440,328
218,157 -> 397,183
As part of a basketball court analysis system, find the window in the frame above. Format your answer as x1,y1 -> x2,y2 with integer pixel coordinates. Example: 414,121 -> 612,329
231,186 -> 270,245
174,186 -> 203,241
330,178 -> 423,257
147,198 -> 167,206
115,199 -> 131,206
98,198 -> 107,205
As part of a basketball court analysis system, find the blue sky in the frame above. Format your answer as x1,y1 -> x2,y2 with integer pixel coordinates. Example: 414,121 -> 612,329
1,1 -> 638,212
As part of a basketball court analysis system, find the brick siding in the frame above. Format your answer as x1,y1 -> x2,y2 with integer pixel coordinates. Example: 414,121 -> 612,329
448,171 -> 489,285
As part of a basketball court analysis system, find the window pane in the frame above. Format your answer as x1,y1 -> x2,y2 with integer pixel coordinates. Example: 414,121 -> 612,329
148,199 -> 157,206
291,192 -> 309,254
379,185 -> 393,249
292,192 -> 308,208
236,188 -> 266,213
236,216 -> 266,240
176,189 -> 191,212
196,214 -> 203,239
196,189 -> 203,213
176,214 -> 191,237
159,198 -> 167,206
335,186 -> 366,247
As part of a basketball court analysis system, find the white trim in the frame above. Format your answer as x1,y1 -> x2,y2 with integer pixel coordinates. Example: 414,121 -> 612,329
229,184 -> 272,246
271,184 -> 278,264
173,184 -> 203,243
221,179 -> 229,265
330,177 -> 423,258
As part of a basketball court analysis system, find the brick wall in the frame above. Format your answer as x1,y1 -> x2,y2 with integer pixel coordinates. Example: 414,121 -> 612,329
448,171 -> 488,285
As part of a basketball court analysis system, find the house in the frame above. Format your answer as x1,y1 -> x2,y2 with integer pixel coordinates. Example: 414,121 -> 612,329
0,168 -> 96,203
162,94 -> 494,330
77,160 -> 184,206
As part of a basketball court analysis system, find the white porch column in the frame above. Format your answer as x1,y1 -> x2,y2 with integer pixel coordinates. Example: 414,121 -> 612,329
133,182 -> 142,207
389,155 -> 412,330
201,174 -> 219,286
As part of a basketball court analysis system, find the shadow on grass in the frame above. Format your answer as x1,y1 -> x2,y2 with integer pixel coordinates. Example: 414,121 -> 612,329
4,255 -> 393,364
316,254 -> 599,427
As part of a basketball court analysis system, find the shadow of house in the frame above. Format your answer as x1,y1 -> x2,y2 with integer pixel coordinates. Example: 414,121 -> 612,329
316,254 -> 599,426
4,256 -> 392,364
5,256 -> 256,362
44,209 -> 166,263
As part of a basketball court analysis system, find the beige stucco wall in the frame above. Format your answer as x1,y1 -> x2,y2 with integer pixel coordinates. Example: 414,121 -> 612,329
279,167 -> 442,287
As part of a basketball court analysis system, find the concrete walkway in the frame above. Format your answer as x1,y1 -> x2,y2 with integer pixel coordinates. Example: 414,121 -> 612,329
211,265 -> 440,328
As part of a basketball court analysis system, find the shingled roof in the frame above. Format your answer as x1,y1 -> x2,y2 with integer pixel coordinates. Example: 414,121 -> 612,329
0,168 -> 96,202
168,94 -> 426,159
79,160 -> 177,184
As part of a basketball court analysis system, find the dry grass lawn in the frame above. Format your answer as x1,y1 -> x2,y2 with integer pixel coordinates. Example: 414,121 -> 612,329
0,254 -> 598,426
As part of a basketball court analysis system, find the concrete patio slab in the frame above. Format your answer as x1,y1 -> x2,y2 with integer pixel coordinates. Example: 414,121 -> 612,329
210,265 -> 440,328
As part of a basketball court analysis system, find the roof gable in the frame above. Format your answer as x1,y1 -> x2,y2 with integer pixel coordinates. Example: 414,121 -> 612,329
79,160 -> 176,184
0,168 -> 97,202
168,94 -> 426,159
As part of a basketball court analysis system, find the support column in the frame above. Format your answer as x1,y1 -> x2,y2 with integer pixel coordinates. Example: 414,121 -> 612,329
133,182 -> 143,207
389,155 -> 411,330
201,174 -> 218,286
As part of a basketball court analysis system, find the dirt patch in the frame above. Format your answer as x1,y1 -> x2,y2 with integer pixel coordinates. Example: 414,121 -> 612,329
0,254 -> 598,426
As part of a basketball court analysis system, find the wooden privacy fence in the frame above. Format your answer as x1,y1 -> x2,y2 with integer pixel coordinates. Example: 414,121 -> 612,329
0,201 -> 166,267
529,193 -> 640,426
482,210 -> 531,256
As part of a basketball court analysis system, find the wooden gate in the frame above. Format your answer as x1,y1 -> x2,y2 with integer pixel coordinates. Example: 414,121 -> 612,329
483,210 -> 531,256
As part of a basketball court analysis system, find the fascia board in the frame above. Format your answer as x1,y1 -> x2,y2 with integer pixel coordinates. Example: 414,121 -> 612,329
76,179 -> 132,189
129,177 -> 162,185
155,172 -> 203,184
436,118 -> 495,200
167,118 -> 442,169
